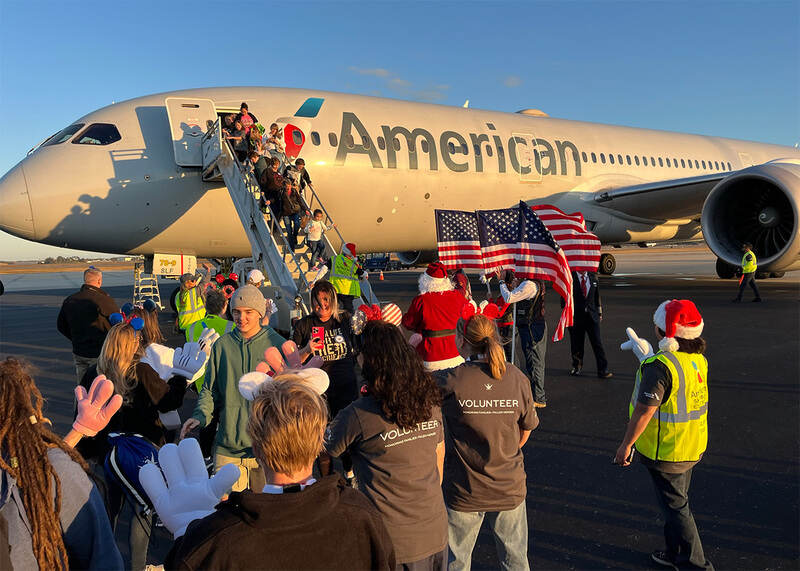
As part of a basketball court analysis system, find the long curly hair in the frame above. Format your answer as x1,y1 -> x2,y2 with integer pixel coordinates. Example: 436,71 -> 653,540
359,321 -> 441,430
0,358 -> 89,570
97,323 -> 143,402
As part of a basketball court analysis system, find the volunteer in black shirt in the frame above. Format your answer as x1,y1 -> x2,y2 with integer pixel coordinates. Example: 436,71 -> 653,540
436,304 -> 539,571
327,319 -> 447,570
293,280 -> 358,418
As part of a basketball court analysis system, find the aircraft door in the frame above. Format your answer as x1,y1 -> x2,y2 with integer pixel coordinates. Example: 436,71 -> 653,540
511,132 -> 542,183
165,97 -> 218,167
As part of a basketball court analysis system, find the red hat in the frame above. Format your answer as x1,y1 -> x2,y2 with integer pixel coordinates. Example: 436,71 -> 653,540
653,299 -> 704,352
426,262 -> 448,279
344,242 -> 357,256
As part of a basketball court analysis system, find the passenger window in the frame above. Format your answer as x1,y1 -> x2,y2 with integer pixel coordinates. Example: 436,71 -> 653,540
475,144 -> 482,156
680,159 -> 685,168
408,139 -> 416,153
688,159 -> 693,169
643,156 -> 648,166
485,146 -> 493,157
701,160 -> 706,169
617,154 -> 623,164
310,131 -> 320,146
600,153 -> 606,164
393,138 -> 401,152
634,156 -> 640,166
658,157 -> 664,167
292,130 -> 303,146
362,136 -> 371,150
591,152 -> 597,163
461,143 -> 468,154
582,151 -> 588,163
694,160 -> 699,169
421,140 -> 429,153
714,161 -> 719,170
345,134 -> 355,149
496,146 -> 504,158
328,133 -> 338,146
73,124 -> 121,146
650,156 -> 655,166
666,158 -> 671,167
727,161 -> 732,170
626,155 -> 631,165
448,142 -> 456,154
609,154 -> 615,164
43,123 -> 85,146
377,136 -> 386,150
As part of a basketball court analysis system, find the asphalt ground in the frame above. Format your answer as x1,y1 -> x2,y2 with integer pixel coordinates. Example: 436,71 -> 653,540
1,249 -> 798,569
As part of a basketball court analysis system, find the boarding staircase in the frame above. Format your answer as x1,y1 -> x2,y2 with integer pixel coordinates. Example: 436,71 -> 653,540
200,118 -> 377,315
132,260 -> 163,309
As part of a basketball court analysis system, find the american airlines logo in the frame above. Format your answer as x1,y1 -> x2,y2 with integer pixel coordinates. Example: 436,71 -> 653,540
335,112 -> 582,177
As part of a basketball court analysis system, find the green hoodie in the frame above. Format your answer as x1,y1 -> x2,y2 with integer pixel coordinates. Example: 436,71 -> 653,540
192,326 -> 286,457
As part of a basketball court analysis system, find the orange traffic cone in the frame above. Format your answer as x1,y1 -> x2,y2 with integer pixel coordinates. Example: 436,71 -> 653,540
379,270 -> 384,281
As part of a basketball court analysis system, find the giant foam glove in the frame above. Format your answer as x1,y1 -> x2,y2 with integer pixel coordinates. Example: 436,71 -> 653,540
73,375 -> 123,437
172,342 -> 208,380
239,341 -> 328,400
620,327 -> 654,363
197,327 -> 220,355
408,333 -> 423,348
139,438 -> 239,539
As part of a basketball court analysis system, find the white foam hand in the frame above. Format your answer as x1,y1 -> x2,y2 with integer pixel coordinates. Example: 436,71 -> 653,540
408,333 -> 423,348
139,438 -> 239,539
197,328 -> 220,355
238,342 -> 328,400
172,342 -> 208,380
620,327 -> 654,363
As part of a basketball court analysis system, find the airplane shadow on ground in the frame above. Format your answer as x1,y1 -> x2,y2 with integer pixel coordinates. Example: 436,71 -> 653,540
43,106 -> 212,253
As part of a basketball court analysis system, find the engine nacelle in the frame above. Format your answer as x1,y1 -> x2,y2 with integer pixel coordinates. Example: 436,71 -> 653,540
701,161 -> 800,272
394,250 -> 437,266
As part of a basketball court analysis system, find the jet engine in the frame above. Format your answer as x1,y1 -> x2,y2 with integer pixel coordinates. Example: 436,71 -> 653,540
702,161 -> 800,278
394,250 -> 437,267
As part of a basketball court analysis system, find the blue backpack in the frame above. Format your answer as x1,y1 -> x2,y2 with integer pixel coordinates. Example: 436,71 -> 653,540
104,433 -> 160,513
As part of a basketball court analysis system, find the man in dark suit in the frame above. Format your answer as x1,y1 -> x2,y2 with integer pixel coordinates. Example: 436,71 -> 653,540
566,270 -> 612,378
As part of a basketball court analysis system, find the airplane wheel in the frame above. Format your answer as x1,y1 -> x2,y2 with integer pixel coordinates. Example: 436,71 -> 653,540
755,271 -> 769,280
715,258 -> 737,279
770,271 -> 785,278
169,287 -> 179,314
598,253 -> 616,275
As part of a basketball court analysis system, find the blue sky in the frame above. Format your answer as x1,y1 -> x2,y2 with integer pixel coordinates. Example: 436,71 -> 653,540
0,0 -> 797,260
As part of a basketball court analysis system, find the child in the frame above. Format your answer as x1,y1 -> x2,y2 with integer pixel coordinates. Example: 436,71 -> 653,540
304,209 -> 336,271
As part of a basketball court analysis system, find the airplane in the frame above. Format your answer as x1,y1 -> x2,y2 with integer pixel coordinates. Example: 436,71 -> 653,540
0,86 -> 798,280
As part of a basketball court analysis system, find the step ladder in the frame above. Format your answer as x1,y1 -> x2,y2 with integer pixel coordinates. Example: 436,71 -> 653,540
200,119 -> 378,315
133,260 -> 163,309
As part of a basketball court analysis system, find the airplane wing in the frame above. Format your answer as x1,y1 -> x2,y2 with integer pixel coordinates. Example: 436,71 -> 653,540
592,172 -> 726,220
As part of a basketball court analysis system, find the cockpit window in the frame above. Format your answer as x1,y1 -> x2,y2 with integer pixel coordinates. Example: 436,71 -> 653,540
42,124 -> 85,146
73,123 -> 122,145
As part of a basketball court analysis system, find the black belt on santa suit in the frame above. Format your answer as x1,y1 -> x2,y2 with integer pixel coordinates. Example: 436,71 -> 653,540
422,329 -> 456,338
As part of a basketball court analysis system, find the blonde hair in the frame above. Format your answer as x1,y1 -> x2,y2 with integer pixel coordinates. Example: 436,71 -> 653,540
311,280 -> 341,321
457,314 -> 507,380
97,323 -> 143,401
247,375 -> 328,475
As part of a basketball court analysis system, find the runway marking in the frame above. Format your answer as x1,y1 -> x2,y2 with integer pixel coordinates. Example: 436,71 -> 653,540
611,282 -> 635,287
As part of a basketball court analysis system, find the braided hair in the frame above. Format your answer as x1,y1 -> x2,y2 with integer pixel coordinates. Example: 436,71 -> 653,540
0,358 -> 89,570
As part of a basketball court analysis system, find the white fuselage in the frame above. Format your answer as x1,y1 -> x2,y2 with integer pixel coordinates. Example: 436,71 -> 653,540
0,87 -> 797,257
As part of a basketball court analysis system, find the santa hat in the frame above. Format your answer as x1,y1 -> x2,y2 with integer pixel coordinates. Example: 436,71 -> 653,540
418,262 -> 453,294
342,242 -> 356,257
653,299 -> 704,352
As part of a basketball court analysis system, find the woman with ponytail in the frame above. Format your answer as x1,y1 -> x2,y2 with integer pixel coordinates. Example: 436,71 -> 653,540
436,303 -> 540,571
0,358 -> 122,570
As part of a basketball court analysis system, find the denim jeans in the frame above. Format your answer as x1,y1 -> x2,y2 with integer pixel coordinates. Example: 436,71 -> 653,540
283,213 -> 301,250
647,467 -> 713,570
447,501 -> 529,571
73,354 -> 97,386
309,240 -> 326,268
735,273 -> 761,301
518,321 -> 547,403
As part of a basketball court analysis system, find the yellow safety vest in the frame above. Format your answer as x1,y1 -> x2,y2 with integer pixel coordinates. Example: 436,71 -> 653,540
176,286 -> 207,330
629,351 -> 709,462
742,251 -> 757,274
330,254 -> 361,297
186,314 -> 235,391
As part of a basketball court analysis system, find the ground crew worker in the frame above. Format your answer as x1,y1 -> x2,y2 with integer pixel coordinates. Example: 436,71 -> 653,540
176,262 -> 212,331
733,243 -> 761,302
315,242 -> 366,313
615,299 -> 713,570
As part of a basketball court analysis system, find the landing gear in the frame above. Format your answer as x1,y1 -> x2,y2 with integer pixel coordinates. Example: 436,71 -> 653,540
770,271 -> 785,279
598,253 -> 616,275
715,258 -> 737,279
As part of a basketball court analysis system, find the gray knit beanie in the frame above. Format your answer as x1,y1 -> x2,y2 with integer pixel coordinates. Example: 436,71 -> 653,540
229,285 -> 267,317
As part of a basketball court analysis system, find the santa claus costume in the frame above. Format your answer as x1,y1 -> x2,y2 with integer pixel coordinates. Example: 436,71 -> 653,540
402,262 -> 468,371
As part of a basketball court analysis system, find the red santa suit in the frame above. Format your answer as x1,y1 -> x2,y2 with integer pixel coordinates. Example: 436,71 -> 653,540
402,263 -> 468,371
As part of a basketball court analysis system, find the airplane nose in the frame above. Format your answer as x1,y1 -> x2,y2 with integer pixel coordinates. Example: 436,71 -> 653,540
0,163 -> 35,240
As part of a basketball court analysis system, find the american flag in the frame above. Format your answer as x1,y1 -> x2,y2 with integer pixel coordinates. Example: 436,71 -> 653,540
435,209 -> 484,271
516,202 -> 574,341
477,208 -> 519,273
531,204 -> 601,272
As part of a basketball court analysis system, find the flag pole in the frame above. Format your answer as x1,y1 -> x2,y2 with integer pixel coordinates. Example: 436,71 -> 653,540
510,302 -> 517,366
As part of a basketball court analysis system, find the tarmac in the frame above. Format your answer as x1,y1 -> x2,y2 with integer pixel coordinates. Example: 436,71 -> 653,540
0,247 -> 798,570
